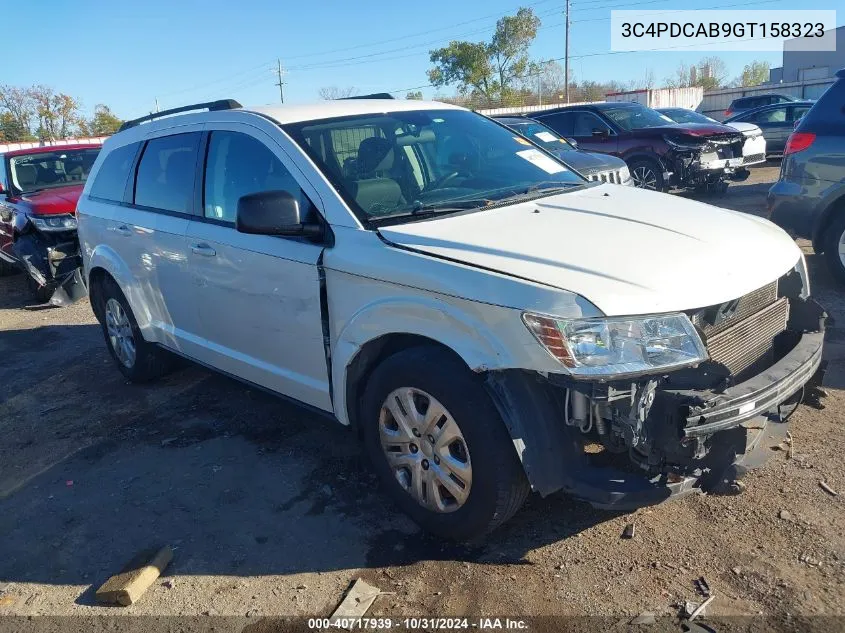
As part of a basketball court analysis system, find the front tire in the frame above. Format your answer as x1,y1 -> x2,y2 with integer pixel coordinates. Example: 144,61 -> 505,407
628,158 -> 665,191
361,346 -> 529,541
823,213 -> 845,284
96,277 -> 173,382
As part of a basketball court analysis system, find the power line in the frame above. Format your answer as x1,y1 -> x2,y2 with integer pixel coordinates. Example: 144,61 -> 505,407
152,0 -> 559,102
285,6 -> 563,73
282,0 -> 560,62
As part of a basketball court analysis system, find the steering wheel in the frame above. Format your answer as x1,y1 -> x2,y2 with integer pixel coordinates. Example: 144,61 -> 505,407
428,171 -> 461,190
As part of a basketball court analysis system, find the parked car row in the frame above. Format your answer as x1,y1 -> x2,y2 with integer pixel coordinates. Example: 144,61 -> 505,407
0,94 -> 804,304
525,101 -> 750,192
58,95 -> 824,540
768,68 -> 845,281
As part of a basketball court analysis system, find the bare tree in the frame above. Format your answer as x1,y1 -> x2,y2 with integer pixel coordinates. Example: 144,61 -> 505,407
318,86 -> 359,100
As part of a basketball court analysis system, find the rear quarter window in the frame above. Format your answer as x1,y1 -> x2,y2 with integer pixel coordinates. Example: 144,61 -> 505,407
89,143 -> 139,202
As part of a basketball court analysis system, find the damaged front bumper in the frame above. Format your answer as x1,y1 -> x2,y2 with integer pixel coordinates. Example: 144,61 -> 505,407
486,297 -> 825,510
11,231 -> 87,305
665,135 -> 745,189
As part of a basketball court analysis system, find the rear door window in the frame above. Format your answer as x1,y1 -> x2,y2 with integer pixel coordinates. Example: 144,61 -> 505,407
536,112 -> 576,137
90,143 -> 138,202
134,133 -> 201,213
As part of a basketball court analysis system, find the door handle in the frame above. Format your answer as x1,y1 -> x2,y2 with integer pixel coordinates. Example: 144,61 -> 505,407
109,224 -> 132,236
191,243 -> 217,257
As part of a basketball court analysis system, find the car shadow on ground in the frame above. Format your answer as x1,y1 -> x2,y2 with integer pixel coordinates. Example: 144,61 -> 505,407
0,321 -> 621,599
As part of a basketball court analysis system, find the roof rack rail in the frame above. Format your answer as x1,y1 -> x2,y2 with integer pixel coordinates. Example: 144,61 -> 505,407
340,93 -> 395,100
117,99 -> 243,132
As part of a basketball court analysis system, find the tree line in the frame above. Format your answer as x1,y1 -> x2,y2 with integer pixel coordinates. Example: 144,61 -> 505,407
0,84 -> 124,143
421,7 -> 772,108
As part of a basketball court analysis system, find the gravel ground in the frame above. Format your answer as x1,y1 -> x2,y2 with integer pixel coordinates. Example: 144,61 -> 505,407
1,163 -> 844,628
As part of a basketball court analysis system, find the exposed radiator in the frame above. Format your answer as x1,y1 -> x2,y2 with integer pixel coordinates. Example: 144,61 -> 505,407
705,297 -> 789,376
692,280 -> 778,338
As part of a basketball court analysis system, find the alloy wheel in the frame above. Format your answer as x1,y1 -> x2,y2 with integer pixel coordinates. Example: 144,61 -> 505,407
378,387 -> 472,513
838,227 -> 845,270
632,166 -> 658,190
105,298 -> 136,368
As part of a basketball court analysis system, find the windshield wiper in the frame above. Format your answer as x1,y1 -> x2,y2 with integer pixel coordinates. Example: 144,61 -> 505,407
497,182 -> 585,203
368,198 -> 494,225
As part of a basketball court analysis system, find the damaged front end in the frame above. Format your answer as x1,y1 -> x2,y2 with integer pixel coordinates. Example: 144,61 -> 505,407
486,268 -> 825,509
664,132 -> 745,191
11,217 -> 87,306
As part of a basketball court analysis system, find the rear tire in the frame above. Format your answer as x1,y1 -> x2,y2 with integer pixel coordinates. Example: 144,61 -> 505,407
823,213 -> 845,285
96,276 -> 173,382
361,346 -> 529,541
628,158 -> 665,192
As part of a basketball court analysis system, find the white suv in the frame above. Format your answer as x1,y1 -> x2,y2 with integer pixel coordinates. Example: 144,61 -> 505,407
78,98 -> 825,540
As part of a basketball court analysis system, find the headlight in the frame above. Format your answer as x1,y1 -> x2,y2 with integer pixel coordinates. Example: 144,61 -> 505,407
663,136 -> 705,151
30,214 -> 77,232
522,312 -> 707,377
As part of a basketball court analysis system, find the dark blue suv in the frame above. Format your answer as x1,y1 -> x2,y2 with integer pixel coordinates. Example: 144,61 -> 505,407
768,69 -> 845,282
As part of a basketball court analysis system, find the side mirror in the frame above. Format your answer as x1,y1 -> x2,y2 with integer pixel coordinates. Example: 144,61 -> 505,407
236,190 -> 323,238
566,137 -> 579,149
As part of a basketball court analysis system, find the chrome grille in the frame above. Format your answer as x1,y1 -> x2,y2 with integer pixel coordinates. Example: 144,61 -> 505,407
588,169 -> 623,184
692,281 -> 778,338
706,297 -> 789,376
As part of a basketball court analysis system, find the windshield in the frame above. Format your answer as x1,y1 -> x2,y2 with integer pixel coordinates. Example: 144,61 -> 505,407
601,105 -> 677,131
8,147 -> 100,194
283,109 -> 585,225
503,120 -> 575,153
660,109 -> 717,125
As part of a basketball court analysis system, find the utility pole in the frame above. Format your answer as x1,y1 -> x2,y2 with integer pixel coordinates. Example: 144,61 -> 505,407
537,71 -> 542,106
275,59 -> 286,104
564,0 -> 570,103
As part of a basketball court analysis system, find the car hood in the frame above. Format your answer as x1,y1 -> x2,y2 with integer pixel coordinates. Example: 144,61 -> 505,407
558,150 -> 627,175
725,121 -> 763,137
14,184 -> 83,215
633,122 -> 741,139
378,185 -> 800,316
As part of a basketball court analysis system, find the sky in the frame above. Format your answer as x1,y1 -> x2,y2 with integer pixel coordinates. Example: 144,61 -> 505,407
4,0 -> 842,120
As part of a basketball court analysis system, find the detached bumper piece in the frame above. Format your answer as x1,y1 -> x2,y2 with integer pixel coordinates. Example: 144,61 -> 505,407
10,233 -> 86,305
683,329 -> 823,438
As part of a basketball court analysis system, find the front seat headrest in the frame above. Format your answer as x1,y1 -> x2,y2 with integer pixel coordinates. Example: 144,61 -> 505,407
357,137 -> 395,177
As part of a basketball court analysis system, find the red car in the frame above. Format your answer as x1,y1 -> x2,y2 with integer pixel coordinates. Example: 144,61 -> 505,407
0,143 -> 101,304
532,102 -> 747,193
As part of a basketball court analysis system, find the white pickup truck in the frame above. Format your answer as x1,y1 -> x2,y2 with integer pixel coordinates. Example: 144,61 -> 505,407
77,98 -> 825,540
